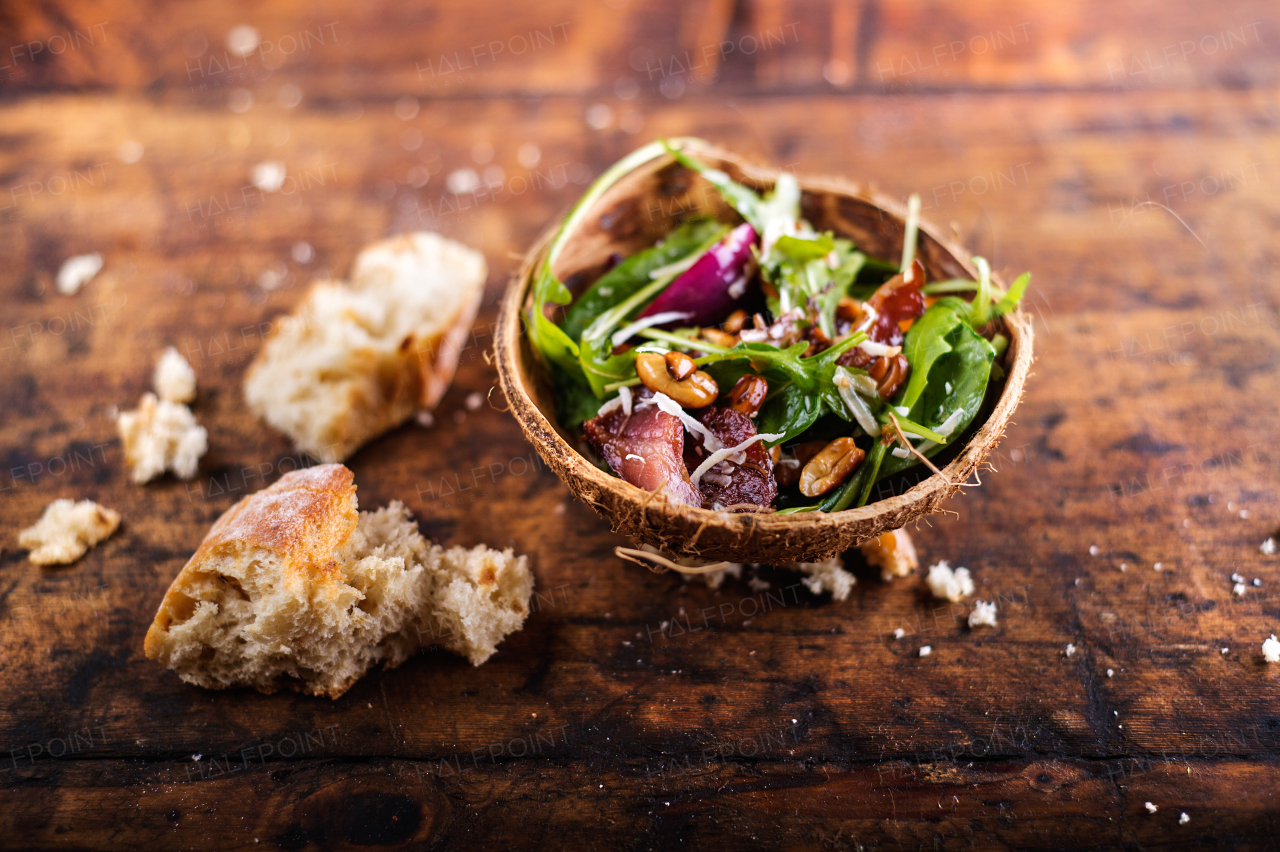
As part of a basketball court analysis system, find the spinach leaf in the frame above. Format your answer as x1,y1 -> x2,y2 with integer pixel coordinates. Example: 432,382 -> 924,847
561,218 -> 725,341
873,303 -> 994,484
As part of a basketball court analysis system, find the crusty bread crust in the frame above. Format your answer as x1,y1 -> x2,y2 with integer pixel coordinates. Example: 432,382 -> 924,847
143,465 -> 358,665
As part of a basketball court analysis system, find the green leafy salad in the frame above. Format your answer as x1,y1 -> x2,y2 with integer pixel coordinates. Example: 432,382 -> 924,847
523,138 -> 1029,514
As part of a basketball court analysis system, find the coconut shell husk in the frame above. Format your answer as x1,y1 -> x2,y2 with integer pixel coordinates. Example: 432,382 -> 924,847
495,141 -> 1034,564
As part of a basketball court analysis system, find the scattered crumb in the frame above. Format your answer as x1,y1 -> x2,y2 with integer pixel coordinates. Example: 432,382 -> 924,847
1145,802 -> 1158,814
1179,812 -> 1190,825
1233,582 -> 1247,598
789,557 -> 856,601
1120,563 -> 1128,572
747,575 -> 771,593
192,754 -> 202,761
968,601 -> 998,628
18,499 -> 120,565
56,253 -> 104,294
1089,545 -> 1100,556
1261,537 -> 1277,555
415,410 -> 435,428
1106,668 -> 1114,677
1263,635 -> 1280,664
1252,578 -> 1262,587
1065,643 -> 1077,658
1232,572 -> 1245,583
1153,562 -> 1163,571
687,563 -> 743,590
465,391 -> 484,411
926,560 -> 974,602
893,628 -> 905,640
918,645 -> 932,658
153,347 -> 197,403
1221,647 -> 1229,654
1240,509 -> 1251,519
252,160 -> 287,193
117,393 -> 208,483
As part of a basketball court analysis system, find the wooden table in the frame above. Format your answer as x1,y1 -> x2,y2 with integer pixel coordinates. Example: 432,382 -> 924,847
2,1 -> 1278,847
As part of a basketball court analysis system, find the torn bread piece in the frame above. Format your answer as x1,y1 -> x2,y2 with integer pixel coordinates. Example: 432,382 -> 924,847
19,499 -> 120,565
117,392 -> 208,483
244,232 -> 486,462
143,464 -> 532,698
859,529 -> 919,581
154,346 -> 197,403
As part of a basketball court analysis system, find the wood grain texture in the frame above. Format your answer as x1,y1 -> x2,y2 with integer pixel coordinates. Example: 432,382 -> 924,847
1,0 -> 1279,848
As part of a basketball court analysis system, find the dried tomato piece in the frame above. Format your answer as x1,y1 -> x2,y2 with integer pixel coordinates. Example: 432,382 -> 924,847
867,258 -> 926,345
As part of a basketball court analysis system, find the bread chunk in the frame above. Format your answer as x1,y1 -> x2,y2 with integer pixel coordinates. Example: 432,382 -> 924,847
154,346 -> 197,403
244,232 -> 486,462
859,529 -> 918,581
117,392 -> 208,483
19,499 -> 120,565
144,464 -> 532,698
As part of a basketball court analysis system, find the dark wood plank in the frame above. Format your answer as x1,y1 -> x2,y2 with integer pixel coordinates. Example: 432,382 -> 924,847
1,0 -> 1279,846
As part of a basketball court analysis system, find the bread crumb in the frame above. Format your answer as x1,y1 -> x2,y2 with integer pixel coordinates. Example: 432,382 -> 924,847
1221,647 -> 1229,654
56,253 -> 103,294
1106,668 -> 1114,677
117,393 -> 208,483
685,562 -> 742,589
1253,578 -> 1263,587
918,645 -> 932,657
18,499 -> 120,565
926,560 -> 974,602
244,232 -> 486,462
1089,545 -> 1099,556
465,391 -> 484,411
1231,572 -> 1245,583
893,628 -> 905,640
1153,562 -> 1163,571
968,600 -> 998,628
747,575 -> 771,593
251,161 -> 286,193
1261,537 -> 1277,555
860,529 -> 918,581
1065,643 -> 1077,657
1179,812 -> 1190,825
154,347 -> 197,403
1233,582 -> 1247,598
788,557 -> 856,601
1144,802 -> 1157,814
1263,634 -> 1280,663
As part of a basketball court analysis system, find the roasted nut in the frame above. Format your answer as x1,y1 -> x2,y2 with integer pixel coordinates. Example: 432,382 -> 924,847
836,297 -> 865,324
722,309 -> 749,334
876,354 -> 910,400
701,328 -> 739,349
799,437 -> 866,498
664,350 -> 696,381
635,351 -> 718,408
726,375 -> 768,417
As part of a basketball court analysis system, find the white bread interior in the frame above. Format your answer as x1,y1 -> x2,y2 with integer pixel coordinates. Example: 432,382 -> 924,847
143,464 -> 532,698
19,499 -> 121,565
243,232 -> 486,462
117,392 -> 208,483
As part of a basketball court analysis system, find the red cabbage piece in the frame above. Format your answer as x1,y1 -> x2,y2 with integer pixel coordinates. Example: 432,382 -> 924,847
636,222 -> 757,328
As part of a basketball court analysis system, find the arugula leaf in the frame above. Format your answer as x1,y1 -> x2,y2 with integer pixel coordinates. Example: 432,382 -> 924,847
774,233 -> 834,262
816,241 -> 865,340
991,271 -> 1030,321
561,218 -> 725,341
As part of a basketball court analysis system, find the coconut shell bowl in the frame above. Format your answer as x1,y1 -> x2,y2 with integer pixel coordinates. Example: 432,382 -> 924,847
495,140 -> 1033,564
